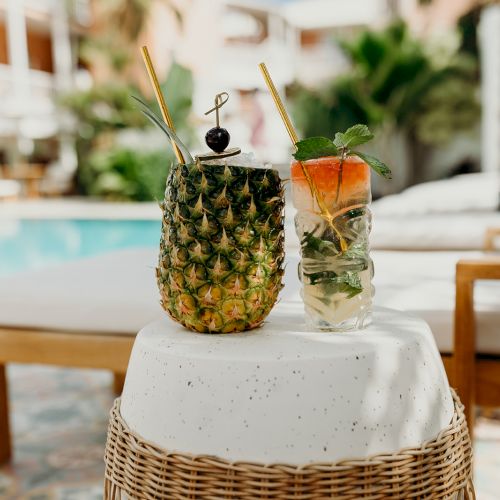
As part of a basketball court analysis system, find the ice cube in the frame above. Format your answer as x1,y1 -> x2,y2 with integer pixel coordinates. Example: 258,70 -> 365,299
203,152 -> 269,169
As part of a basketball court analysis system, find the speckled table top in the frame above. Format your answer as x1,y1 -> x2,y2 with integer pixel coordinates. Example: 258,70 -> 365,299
120,306 -> 453,464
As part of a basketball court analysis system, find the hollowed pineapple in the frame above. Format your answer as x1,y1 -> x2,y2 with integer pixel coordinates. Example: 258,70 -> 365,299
157,160 -> 285,333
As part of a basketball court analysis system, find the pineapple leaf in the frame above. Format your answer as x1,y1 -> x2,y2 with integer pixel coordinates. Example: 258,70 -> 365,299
131,95 -> 194,164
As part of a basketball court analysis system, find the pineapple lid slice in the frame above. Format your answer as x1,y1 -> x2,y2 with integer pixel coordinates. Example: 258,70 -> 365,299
196,92 -> 242,163
196,148 -> 241,162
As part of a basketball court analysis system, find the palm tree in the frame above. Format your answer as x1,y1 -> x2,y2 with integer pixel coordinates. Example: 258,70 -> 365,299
289,21 -> 479,186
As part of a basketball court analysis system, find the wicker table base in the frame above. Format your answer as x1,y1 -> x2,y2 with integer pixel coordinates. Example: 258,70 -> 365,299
104,390 -> 474,500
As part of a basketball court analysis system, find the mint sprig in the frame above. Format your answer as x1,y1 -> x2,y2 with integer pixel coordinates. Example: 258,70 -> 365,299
293,124 -> 392,179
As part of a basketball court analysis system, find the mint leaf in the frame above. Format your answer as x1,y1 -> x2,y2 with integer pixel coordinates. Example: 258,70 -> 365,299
293,137 -> 338,161
334,124 -> 374,149
333,132 -> 345,149
353,151 -> 392,179
343,243 -> 368,261
341,271 -> 363,298
306,271 -> 363,298
301,231 -> 340,257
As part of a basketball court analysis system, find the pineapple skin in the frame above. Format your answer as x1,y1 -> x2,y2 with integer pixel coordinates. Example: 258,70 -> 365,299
157,161 -> 285,333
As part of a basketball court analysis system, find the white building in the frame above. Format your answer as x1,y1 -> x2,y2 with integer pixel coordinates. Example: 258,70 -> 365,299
0,0 -> 89,195
480,4 -> 500,174
173,0 -> 396,164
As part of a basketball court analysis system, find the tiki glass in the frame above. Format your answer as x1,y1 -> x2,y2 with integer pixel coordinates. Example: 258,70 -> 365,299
291,156 -> 373,331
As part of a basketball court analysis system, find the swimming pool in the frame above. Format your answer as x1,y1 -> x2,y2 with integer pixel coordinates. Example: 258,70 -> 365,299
0,219 -> 161,277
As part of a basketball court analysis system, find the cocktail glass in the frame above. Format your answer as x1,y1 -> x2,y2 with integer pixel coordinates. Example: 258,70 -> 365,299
291,155 -> 373,331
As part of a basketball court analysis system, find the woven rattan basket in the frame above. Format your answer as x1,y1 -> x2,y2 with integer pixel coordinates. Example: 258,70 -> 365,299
104,389 -> 475,499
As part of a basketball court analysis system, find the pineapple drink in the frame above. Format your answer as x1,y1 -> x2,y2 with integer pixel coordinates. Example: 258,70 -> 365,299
137,54 -> 285,334
158,154 -> 285,333
136,86 -> 285,334
291,156 -> 373,331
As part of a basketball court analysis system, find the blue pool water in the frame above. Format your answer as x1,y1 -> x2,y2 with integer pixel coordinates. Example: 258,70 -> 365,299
0,219 -> 161,277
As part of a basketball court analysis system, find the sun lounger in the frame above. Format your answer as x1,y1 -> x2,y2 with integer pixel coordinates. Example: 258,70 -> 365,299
0,248 -> 162,333
0,248 -> 163,463
1,243 -> 499,462
373,251 -> 500,355
366,173 -> 500,426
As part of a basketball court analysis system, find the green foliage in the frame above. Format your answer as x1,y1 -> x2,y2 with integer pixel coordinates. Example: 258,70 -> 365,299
458,6 -> 481,58
62,0 -> 191,201
413,72 -> 479,144
62,62 -> 194,201
289,21 -> 480,148
80,148 -> 172,201
79,0 -> 182,73
62,62 -> 193,142
160,62 -> 194,139
289,78 -> 372,137
61,83 -> 146,136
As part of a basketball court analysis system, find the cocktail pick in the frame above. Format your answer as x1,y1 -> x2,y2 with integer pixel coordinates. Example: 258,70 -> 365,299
258,62 -> 299,148
141,46 -> 185,164
204,92 -> 230,153
196,92 -> 240,161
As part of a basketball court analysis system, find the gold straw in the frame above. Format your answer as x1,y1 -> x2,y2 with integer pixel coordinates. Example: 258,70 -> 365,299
259,61 -> 347,251
141,46 -> 184,164
258,62 -> 299,147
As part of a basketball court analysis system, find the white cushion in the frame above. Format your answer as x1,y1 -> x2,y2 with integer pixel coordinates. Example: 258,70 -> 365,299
1,246 -> 499,356
372,251 -> 500,354
371,212 -> 500,250
370,172 -> 500,250
372,172 -> 499,216
0,248 -> 163,334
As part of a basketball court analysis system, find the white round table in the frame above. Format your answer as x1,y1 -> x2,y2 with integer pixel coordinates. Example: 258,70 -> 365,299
120,305 -> 454,465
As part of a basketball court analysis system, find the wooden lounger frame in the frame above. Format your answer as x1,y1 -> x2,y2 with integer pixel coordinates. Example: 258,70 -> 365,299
453,258 -> 500,429
0,328 -> 134,464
